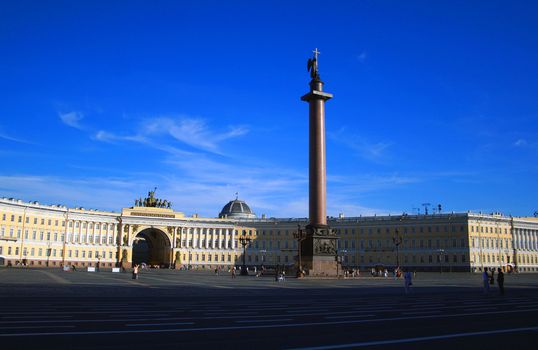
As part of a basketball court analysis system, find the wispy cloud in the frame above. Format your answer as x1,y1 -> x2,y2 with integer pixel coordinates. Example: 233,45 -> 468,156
514,139 -> 527,147
0,127 -> 31,144
357,51 -> 367,63
141,117 -> 248,153
329,127 -> 392,162
91,116 -> 248,155
59,111 -> 85,130
94,130 -> 146,143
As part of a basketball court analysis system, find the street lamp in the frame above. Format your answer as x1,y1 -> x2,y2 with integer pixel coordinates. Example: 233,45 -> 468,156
46,241 -> 52,267
96,253 -> 101,271
259,249 -> 267,269
293,225 -> 307,277
339,249 -> 348,277
437,249 -> 445,273
392,229 -> 403,269
239,234 -> 251,276
22,248 -> 28,267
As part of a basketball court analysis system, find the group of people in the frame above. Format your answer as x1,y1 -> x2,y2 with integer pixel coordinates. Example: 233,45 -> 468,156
482,267 -> 505,295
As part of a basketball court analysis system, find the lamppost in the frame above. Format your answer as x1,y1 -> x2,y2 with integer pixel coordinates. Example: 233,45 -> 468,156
260,249 -> 267,269
23,248 -> 28,267
46,241 -> 52,267
293,224 -> 307,277
239,234 -> 251,276
392,229 -> 403,269
437,249 -> 445,273
339,249 -> 348,277
96,253 -> 101,271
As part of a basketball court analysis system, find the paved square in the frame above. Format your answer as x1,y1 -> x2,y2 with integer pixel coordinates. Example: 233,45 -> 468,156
1,268 -> 537,349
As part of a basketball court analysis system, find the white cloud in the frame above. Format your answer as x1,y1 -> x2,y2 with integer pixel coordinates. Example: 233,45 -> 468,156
514,139 -> 527,147
141,117 -> 248,153
357,51 -> 367,63
59,111 -> 84,130
91,116 -> 248,155
94,130 -> 146,143
0,127 -> 31,144
329,128 -> 392,162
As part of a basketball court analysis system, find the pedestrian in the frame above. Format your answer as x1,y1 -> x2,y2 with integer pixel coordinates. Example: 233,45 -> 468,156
497,268 -> 505,295
404,269 -> 412,294
132,264 -> 139,280
482,267 -> 490,294
231,268 -> 236,279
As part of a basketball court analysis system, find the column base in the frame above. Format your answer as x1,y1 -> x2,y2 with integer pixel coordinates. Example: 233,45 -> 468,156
301,224 -> 339,277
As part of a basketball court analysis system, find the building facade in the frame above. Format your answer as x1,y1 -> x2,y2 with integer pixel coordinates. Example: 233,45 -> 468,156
1,197 -> 537,273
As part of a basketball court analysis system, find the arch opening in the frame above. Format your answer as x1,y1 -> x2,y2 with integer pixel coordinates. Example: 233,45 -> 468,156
132,228 -> 171,267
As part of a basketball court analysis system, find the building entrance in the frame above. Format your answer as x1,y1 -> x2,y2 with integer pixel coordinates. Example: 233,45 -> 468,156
132,228 -> 171,267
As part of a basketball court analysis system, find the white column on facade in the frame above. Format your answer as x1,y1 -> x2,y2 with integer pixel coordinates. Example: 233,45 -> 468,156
211,229 -> 215,249
225,229 -> 229,250
205,228 -> 209,249
189,228 -> 193,248
218,228 -> 222,249
198,227 -> 203,249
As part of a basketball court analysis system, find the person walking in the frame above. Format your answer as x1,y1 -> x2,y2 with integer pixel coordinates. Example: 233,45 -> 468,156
404,269 -> 413,294
231,267 -> 236,279
132,264 -> 139,280
482,267 -> 490,294
497,268 -> 505,295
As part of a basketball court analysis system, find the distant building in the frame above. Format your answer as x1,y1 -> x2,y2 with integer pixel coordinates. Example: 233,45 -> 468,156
0,196 -> 537,273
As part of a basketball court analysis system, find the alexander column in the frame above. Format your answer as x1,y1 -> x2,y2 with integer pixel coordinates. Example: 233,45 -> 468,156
300,49 -> 339,276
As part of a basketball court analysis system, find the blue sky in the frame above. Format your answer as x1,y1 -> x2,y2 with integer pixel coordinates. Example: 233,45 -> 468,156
1,0 -> 537,218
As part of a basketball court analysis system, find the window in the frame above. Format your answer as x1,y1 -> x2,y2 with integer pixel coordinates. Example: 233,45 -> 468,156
11,215 -> 15,222
55,220 -> 58,226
